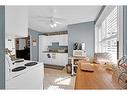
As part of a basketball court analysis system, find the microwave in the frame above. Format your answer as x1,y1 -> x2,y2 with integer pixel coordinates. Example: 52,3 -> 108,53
73,50 -> 86,57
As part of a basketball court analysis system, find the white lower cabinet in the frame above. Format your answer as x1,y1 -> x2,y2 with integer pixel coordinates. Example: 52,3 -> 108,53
43,53 -> 68,66
42,53 -> 50,64
56,53 -> 68,66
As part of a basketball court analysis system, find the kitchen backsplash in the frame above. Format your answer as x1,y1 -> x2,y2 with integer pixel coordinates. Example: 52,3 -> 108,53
48,42 -> 68,52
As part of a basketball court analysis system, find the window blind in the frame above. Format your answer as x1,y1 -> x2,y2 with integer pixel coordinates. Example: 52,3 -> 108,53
96,6 -> 118,63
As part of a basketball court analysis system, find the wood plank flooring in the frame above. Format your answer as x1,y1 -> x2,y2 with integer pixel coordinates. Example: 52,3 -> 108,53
75,62 -> 120,89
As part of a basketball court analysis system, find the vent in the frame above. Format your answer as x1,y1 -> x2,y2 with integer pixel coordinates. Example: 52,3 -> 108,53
43,31 -> 68,36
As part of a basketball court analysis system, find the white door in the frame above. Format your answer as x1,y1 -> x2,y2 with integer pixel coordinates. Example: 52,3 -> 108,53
39,35 -> 49,62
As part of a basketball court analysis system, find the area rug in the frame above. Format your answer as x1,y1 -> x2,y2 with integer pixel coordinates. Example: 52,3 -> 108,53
44,64 -> 65,70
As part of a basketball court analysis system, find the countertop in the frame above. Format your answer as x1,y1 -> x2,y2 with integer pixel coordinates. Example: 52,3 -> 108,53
43,51 -> 68,53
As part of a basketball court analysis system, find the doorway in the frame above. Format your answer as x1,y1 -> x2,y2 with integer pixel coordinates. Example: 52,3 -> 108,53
15,36 -> 30,60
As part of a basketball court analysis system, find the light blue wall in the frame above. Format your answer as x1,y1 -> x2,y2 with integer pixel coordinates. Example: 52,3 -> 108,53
28,28 -> 43,61
68,21 -> 95,58
0,6 -> 5,89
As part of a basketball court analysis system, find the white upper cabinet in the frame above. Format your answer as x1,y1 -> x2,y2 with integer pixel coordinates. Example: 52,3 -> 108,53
59,35 -> 68,46
46,36 -> 52,46
5,6 -> 28,38
45,34 -> 68,46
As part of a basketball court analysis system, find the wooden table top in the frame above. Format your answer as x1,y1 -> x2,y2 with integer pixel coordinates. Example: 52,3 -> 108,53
75,62 -> 121,89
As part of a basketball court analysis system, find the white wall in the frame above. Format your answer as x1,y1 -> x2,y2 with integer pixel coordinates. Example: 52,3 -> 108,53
118,6 -> 124,58
5,6 -> 28,54
5,6 -> 28,38
5,38 -> 16,55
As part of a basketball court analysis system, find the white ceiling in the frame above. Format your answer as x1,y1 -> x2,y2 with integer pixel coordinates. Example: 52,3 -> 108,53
28,6 -> 102,32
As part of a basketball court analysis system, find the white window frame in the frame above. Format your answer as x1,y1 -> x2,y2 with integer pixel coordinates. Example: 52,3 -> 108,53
95,6 -> 124,60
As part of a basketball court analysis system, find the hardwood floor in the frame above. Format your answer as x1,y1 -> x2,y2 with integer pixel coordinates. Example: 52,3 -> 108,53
75,62 -> 120,89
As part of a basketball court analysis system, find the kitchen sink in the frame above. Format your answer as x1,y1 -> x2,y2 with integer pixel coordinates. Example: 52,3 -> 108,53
24,62 -> 38,66
12,66 -> 26,72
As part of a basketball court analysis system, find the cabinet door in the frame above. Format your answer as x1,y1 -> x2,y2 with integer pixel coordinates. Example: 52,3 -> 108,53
42,53 -> 51,64
59,35 -> 68,46
51,53 -> 57,65
56,53 -> 68,66
50,35 -> 60,43
56,53 -> 62,66
48,53 -> 61,66
50,35 -> 57,43
61,53 -> 68,66
46,36 -> 52,46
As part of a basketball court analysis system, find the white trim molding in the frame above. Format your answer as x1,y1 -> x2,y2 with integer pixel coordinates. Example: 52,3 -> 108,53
118,6 -> 124,58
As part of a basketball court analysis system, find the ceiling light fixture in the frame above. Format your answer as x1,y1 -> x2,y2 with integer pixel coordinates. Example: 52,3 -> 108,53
50,23 -> 56,28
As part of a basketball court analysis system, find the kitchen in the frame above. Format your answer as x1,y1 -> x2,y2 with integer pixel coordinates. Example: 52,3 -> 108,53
39,31 -> 68,68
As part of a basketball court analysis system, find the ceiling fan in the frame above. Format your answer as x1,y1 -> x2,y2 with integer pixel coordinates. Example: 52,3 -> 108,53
36,16 -> 65,28
35,8 -> 66,28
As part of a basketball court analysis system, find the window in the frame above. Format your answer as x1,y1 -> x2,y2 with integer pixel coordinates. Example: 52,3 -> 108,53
96,7 -> 118,63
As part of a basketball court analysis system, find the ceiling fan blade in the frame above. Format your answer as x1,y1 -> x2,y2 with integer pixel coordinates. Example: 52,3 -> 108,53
38,19 -> 50,22
37,16 -> 52,19
32,15 -> 65,22
37,16 -> 65,21
53,17 -> 65,21
55,21 -> 63,24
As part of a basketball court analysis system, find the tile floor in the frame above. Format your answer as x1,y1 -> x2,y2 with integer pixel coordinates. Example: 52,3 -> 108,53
44,68 -> 76,90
